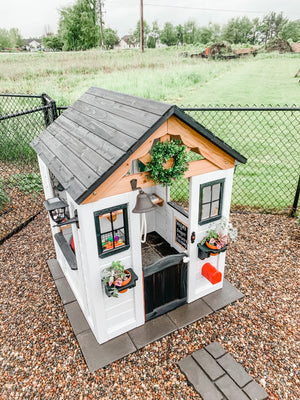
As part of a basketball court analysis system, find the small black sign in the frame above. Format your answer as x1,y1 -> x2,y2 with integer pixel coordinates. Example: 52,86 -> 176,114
175,218 -> 188,250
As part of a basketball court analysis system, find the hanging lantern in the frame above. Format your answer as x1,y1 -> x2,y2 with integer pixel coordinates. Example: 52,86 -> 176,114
44,197 -> 79,228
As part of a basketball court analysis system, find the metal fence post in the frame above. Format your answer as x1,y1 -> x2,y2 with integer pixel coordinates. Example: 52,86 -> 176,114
291,176 -> 300,217
41,92 -> 51,126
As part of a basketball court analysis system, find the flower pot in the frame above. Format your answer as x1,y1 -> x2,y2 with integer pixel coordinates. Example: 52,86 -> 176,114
116,269 -> 131,293
206,241 -> 219,256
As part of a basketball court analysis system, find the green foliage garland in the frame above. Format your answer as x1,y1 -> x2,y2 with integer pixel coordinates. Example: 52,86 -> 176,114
146,140 -> 189,186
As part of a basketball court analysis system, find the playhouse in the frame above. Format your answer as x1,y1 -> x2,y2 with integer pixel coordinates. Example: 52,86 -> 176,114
31,87 -> 246,345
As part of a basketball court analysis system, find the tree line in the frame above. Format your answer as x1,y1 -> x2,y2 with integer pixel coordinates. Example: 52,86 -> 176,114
0,0 -> 299,52
136,13 -> 300,48
0,28 -> 23,50
46,5 -> 300,51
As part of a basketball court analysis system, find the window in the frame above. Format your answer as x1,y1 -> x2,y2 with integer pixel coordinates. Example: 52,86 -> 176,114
199,179 -> 224,225
94,204 -> 130,257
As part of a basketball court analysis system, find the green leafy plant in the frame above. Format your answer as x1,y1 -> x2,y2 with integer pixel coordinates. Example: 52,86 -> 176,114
101,261 -> 130,298
10,173 -> 42,194
146,140 -> 189,186
0,183 -> 10,211
201,217 -> 238,248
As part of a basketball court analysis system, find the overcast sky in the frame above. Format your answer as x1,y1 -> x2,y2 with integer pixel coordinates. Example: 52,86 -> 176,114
0,0 -> 299,39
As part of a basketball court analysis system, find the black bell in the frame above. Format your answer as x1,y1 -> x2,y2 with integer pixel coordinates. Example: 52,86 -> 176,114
132,190 -> 157,213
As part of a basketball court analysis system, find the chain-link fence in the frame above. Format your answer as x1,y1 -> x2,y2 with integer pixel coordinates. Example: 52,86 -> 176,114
0,94 -> 56,242
170,106 -> 300,216
1,97 -> 299,243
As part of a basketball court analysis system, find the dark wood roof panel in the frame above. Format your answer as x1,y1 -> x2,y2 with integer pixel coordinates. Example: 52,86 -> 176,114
32,138 -> 81,193
80,93 -> 160,128
41,130 -> 98,189
71,100 -> 148,139
55,116 -> 125,164
87,87 -> 172,116
62,107 -> 137,146
47,124 -> 113,176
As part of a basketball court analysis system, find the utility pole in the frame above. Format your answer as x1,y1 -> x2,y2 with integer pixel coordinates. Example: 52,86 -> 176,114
140,0 -> 144,52
99,0 -> 104,48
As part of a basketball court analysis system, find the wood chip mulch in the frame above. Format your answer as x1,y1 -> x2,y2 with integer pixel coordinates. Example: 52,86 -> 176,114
0,161 -> 43,241
0,211 -> 299,400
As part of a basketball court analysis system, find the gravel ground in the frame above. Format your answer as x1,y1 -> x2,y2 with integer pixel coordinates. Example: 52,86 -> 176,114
0,211 -> 299,400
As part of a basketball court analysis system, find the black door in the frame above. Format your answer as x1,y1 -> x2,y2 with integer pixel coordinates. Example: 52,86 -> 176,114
144,255 -> 187,321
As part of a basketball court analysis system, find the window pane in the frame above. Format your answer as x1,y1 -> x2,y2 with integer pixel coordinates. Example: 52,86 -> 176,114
211,200 -> 220,217
113,228 -> 126,248
202,186 -> 211,203
212,183 -> 220,201
201,203 -> 210,220
99,214 -> 112,234
112,209 -> 124,230
98,208 -> 127,253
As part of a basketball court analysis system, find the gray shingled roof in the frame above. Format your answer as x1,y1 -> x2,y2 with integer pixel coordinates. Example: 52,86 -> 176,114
31,87 -> 246,204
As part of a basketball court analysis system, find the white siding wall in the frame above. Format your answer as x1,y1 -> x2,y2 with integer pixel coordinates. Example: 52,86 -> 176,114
77,191 -> 144,344
187,168 -> 235,302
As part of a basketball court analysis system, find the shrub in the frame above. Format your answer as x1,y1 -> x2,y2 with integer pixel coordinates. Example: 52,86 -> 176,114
0,183 -> 10,211
10,173 -> 42,194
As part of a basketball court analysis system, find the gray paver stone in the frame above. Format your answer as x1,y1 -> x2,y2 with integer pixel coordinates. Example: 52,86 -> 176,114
128,315 -> 176,349
168,298 -> 212,329
47,259 -> 64,280
192,349 -> 225,381
205,341 -> 226,359
64,301 -> 90,336
178,356 -> 224,400
217,353 -> 253,388
215,375 -> 249,400
202,279 -> 244,311
76,330 -> 136,372
243,380 -> 268,400
55,277 -> 76,305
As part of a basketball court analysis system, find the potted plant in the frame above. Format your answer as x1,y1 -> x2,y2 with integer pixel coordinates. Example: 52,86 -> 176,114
201,230 -> 228,255
102,260 -> 131,297
200,218 -> 238,256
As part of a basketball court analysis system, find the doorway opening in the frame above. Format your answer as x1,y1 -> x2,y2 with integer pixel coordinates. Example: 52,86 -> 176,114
142,231 -> 187,321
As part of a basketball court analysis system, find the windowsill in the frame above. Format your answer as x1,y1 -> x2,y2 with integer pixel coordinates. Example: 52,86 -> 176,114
99,244 -> 130,258
54,232 -> 78,270
167,201 -> 189,218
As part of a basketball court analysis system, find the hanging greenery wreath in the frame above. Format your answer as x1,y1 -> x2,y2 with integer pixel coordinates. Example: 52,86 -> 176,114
146,140 -> 189,186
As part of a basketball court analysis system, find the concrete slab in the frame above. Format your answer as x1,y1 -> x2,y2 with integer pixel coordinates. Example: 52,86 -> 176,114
243,380 -> 268,400
202,279 -> 244,311
55,277 -> 76,305
47,259 -> 64,280
178,356 -> 224,400
167,298 -> 213,329
64,301 -> 90,336
128,315 -> 177,349
76,330 -> 136,372
178,342 -> 267,400
192,349 -> 225,381
215,375 -> 249,400
217,353 -> 253,388
205,341 -> 227,359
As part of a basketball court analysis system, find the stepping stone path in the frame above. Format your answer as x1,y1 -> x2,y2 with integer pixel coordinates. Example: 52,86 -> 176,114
178,342 -> 268,400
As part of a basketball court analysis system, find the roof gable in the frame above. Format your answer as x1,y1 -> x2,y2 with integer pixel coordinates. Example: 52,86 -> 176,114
31,87 -> 246,204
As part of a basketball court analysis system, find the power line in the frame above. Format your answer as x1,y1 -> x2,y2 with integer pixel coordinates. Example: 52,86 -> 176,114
144,3 -> 265,14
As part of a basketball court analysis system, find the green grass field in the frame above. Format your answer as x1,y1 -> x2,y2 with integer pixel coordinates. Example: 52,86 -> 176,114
0,47 -> 299,212
0,47 -> 299,106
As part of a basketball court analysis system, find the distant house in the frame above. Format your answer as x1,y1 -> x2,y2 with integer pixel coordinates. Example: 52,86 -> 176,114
116,35 -> 138,49
24,39 -> 43,52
